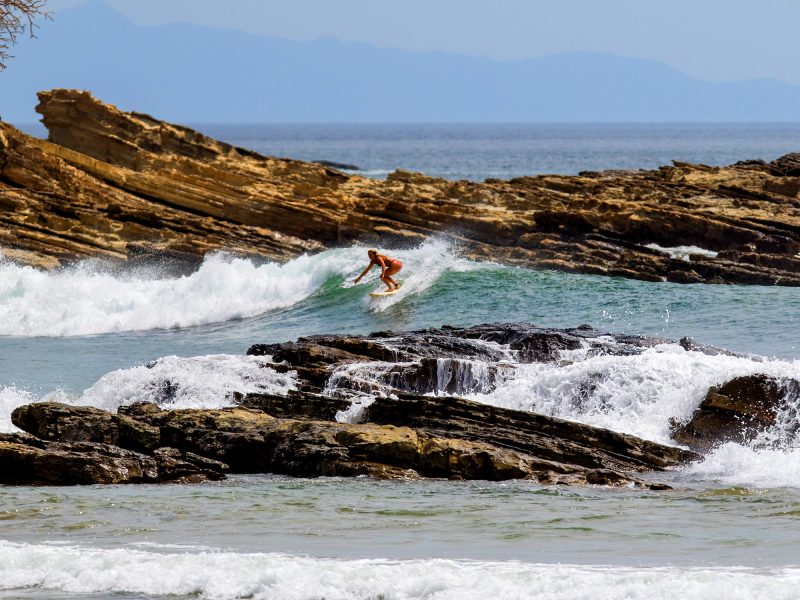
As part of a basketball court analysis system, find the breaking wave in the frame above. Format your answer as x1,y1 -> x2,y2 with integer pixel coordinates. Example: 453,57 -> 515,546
1,541 -> 799,600
0,239 -> 472,337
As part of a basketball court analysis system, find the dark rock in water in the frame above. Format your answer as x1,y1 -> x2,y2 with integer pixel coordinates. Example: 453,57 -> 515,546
364,394 -> 696,475
233,390 -> 351,421
0,433 -> 159,485
7,405 -> 227,484
249,323 -> 685,399
8,399 -> 690,488
678,336 -> 754,359
153,447 -> 228,483
769,153 -> 800,177
7,324 -> 750,487
313,160 -> 361,171
672,375 -> 800,451
12,402 -> 161,453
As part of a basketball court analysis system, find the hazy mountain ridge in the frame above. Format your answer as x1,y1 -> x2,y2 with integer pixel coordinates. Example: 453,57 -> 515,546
2,0 -> 799,123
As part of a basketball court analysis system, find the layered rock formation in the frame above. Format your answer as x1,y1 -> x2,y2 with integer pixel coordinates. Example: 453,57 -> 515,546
7,322 -> 796,487
0,430 -> 227,485
8,395 -> 691,488
1,89 -> 799,283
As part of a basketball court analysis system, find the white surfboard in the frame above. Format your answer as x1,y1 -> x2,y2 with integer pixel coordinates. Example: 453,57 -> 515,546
369,284 -> 402,297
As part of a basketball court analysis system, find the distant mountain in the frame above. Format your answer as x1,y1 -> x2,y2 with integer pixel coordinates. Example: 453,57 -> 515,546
2,0 -> 800,123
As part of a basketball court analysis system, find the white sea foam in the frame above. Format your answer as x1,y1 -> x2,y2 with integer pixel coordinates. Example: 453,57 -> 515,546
1,541 -> 799,600
70,354 -> 297,412
645,243 -> 719,261
685,443 -> 800,488
468,343 -> 800,445
0,239 -> 472,336
0,386 -> 37,433
0,249 -> 362,336
0,355 -> 295,433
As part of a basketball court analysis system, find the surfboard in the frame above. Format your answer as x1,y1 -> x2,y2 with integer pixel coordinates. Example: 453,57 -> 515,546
369,284 -> 402,297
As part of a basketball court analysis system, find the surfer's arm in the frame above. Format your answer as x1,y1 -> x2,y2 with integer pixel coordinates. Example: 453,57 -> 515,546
354,262 -> 374,283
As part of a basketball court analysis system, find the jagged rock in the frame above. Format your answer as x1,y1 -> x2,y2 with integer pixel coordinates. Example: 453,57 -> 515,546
672,375 -> 800,451
8,405 -> 226,484
12,402 -> 161,453
313,160 -> 360,171
153,447 -> 228,483
364,394 -> 695,473
233,391 -> 351,421
248,324 -> 683,397
0,433 -> 159,485
1,89 -> 800,285
9,398 -> 688,488
769,153 -> 800,177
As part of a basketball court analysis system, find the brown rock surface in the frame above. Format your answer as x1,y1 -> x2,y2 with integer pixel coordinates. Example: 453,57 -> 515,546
7,324 -> 733,487
672,375 -> 800,451
0,430 -> 226,485
1,89 -> 799,284
10,398 -> 691,488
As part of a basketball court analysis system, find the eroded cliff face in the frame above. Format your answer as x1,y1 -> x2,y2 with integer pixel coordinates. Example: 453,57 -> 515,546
1,89 -> 800,284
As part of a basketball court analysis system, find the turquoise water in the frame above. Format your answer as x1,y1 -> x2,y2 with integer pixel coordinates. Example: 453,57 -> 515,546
1,249 -> 797,396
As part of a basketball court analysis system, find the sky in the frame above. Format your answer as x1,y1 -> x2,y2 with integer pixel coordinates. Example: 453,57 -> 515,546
41,0 -> 800,85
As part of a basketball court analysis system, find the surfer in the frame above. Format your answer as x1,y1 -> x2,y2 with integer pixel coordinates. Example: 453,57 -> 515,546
354,249 -> 403,291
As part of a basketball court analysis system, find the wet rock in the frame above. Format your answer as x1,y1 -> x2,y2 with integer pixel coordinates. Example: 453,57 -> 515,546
0,434 -> 159,485
8,399 -> 686,488
153,447 -> 228,483
233,390 -> 351,421
313,160 -> 360,171
364,394 -> 697,473
672,375 -> 800,451
249,324 -> 694,399
12,403 -> 161,453
6,404 -> 226,485
1,89 -> 800,285
678,336 -> 754,359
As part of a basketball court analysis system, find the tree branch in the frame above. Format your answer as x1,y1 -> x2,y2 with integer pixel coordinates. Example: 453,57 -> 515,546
0,0 -> 52,70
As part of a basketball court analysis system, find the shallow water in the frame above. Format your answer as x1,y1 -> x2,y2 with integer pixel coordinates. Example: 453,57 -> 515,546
1,476 -> 800,600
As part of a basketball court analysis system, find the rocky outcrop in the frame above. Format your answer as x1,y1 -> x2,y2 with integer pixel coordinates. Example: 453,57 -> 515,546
1,89 -> 799,284
5,323 -> 795,486
9,394 -> 692,488
4,323 -> 709,487
671,375 -> 800,451
0,431 -> 226,485
247,323 -> 700,397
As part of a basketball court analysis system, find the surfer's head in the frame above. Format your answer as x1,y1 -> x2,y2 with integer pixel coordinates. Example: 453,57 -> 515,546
367,249 -> 378,260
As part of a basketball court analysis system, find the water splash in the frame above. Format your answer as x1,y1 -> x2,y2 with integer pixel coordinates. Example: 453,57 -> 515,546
466,343 -> 800,445
0,355 -> 296,433
0,250 -> 363,336
358,238 -> 478,311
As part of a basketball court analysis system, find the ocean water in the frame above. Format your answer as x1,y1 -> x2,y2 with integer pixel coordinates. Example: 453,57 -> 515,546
19,122 -> 800,181
2,126 -> 800,599
202,122 -> 800,181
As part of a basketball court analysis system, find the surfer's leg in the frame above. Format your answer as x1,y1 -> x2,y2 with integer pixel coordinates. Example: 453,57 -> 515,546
384,263 -> 401,289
